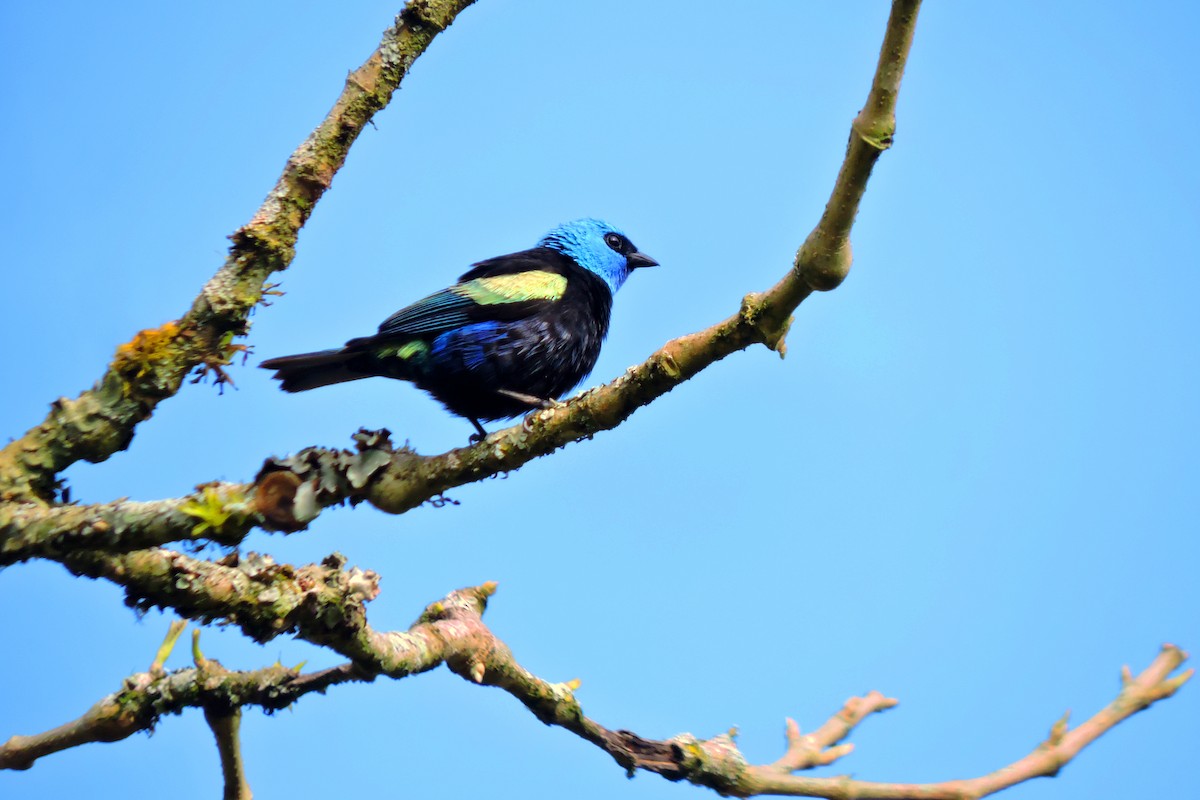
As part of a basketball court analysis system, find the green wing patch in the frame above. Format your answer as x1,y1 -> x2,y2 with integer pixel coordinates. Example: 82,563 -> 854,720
377,340 -> 430,361
454,271 -> 567,305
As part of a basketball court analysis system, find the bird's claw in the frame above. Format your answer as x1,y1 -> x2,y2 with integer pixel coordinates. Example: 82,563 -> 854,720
522,397 -> 568,432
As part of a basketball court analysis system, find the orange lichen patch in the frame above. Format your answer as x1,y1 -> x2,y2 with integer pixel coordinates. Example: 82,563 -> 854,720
111,321 -> 185,379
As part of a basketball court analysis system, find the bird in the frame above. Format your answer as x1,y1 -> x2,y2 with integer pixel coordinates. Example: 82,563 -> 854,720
260,218 -> 658,439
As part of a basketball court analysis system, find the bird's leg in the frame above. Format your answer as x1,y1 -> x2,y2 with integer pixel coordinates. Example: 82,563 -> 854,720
468,418 -> 488,443
495,388 -> 561,410
494,389 -> 569,435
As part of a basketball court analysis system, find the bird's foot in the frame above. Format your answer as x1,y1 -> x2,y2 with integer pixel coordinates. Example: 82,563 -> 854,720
496,388 -> 558,409
468,418 -> 488,443
521,399 -> 567,433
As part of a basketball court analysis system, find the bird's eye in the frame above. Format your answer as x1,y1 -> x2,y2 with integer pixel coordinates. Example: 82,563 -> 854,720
604,233 -> 624,252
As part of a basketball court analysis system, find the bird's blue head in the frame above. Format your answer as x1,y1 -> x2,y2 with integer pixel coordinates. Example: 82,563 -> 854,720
539,218 -> 658,295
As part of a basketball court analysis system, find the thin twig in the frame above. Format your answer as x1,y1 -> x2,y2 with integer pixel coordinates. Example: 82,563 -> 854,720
767,691 -> 899,772
149,620 -> 188,675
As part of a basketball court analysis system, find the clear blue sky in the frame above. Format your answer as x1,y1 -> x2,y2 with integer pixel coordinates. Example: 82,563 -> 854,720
2,2 -> 1196,798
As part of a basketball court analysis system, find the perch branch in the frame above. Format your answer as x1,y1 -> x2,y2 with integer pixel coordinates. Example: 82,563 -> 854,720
0,0 -> 477,504
251,0 -> 925,528
1,0 -> 923,565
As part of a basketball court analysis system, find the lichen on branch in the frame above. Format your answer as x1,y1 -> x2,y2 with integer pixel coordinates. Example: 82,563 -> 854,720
0,620 -> 366,772
38,543 -> 1197,798
1,1 -> 1192,797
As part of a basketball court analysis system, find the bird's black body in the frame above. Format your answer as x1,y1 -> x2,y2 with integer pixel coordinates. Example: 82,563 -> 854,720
362,247 -> 613,421
260,219 -> 655,436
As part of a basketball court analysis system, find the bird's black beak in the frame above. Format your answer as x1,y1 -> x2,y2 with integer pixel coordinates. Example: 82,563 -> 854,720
626,251 -> 659,269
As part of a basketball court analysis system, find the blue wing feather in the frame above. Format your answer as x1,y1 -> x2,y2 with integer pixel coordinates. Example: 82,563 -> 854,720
371,250 -> 571,341
375,289 -> 474,338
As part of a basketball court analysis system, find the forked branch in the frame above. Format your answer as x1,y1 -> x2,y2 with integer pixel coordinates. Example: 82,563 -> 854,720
1,1 -> 1190,797
0,621 -> 365,771
11,555 -> 1190,799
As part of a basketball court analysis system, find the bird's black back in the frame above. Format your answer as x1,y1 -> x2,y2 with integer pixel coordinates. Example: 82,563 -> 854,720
353,248 -> 616,421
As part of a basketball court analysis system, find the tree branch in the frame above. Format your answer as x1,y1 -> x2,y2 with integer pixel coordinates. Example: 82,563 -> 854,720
735,645 -> 1193,799
0,483 -> 253,566
0,0 -> 925,564
49,546 -> 1194,798
0,0 -> 477,504
194,631 -> 254,800
767,692 -> 899,773
0,622 -> 365,771
4,2 -> 1189,797
253,0 -> 926,527
204,707 -> 251,800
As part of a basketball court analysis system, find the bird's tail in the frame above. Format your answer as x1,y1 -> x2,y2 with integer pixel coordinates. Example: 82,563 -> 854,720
259,349 -> 368,393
